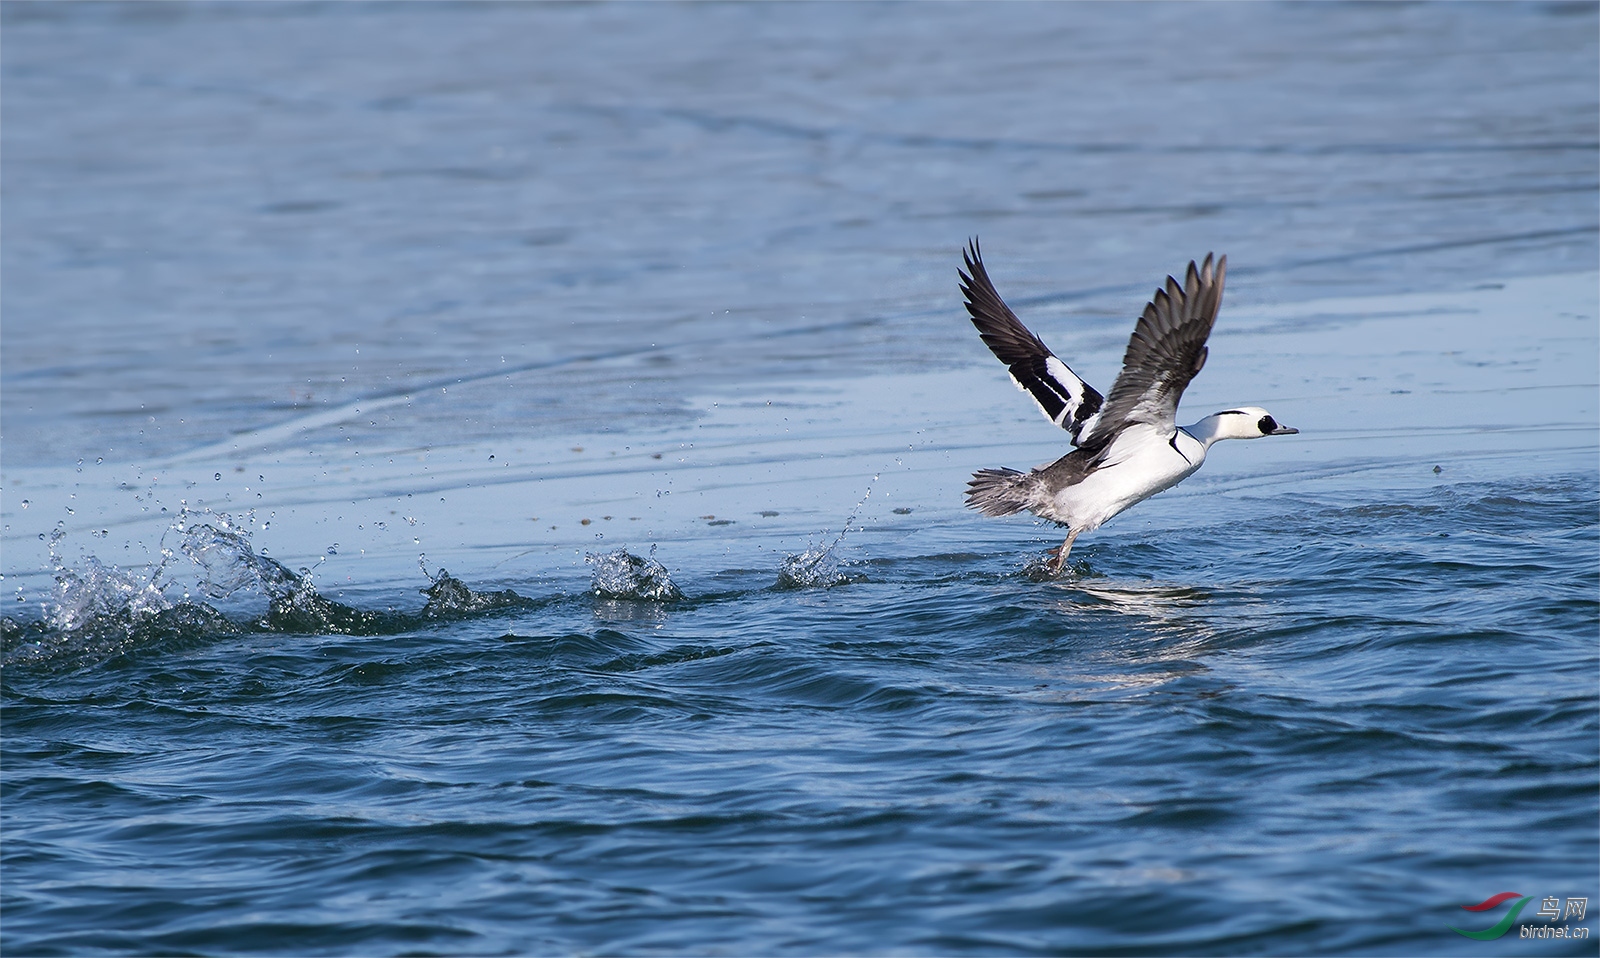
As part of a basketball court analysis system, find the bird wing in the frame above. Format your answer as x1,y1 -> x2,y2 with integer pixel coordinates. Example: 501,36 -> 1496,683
960,239 -> 1104,446
1077,253 -> 1225,450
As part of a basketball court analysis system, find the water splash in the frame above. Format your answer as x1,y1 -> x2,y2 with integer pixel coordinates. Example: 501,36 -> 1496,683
2,601 -> 239,671
7,511 -> 574,662
180,514 -> 301,601
420,559 -> 533,616
1022,552 -> 1095,582
777,474 -> 877,588
777,545 -> 848,588
179,514 -> 386,634
586,547 -> 684,601
45,527 -> 177,632
4,524 -> 233,670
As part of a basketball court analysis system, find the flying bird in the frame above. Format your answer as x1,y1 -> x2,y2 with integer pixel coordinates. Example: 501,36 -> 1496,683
961,239 -> 1297,574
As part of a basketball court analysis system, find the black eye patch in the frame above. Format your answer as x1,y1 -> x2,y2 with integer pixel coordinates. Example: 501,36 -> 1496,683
1258,415 -> 1278,434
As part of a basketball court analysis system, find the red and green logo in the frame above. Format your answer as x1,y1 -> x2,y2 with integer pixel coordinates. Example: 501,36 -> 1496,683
1451,892 -> 1531,940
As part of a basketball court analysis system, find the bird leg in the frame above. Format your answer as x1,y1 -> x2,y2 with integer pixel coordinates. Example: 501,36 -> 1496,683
1049,529 -> 1080,576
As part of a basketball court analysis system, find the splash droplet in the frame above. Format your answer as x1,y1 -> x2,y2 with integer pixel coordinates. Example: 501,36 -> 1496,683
586,548 -> 683,601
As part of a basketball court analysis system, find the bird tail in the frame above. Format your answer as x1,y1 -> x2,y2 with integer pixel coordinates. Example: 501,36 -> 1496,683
965,468 -> 1032,517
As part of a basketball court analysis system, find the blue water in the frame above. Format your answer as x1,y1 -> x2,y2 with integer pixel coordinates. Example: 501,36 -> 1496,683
3,3 -> 1598,955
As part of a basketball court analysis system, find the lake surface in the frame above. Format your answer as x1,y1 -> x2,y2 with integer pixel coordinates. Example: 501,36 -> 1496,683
3,3 -> 1597,955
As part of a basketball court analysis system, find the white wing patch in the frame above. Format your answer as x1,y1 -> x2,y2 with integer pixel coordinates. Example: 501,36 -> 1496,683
1044,357 -> 1085,426
1005,354 -> 1103,445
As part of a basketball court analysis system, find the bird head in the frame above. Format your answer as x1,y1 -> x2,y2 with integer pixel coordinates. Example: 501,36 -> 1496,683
1207,407 -> 1299,440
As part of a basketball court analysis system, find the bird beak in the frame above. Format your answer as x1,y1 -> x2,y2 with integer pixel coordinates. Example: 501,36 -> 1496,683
1271,425 -> 1299,435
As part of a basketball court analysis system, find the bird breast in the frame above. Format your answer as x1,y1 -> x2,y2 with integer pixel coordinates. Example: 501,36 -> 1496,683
1048,425 -> 1206,531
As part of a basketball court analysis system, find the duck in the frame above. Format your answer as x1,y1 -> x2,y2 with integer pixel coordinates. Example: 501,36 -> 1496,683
961,239 -> 1298,574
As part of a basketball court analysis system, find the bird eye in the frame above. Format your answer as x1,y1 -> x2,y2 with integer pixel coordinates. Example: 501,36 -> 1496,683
1258,415 -> 1277,434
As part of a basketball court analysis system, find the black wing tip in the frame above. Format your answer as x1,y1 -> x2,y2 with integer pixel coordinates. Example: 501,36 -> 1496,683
960,236 -> 985,283
1158,251 -> 1228,311
959,237 -> 1007,324
1190,252 -> 1226,286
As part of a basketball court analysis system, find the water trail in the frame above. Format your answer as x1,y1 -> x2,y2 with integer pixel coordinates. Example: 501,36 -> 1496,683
777,474 -> 877,588
5,509 -> 572,665
586,547 -> 684,601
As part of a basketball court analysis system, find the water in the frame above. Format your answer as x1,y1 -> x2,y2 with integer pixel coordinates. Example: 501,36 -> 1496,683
3,4 -> 1597,955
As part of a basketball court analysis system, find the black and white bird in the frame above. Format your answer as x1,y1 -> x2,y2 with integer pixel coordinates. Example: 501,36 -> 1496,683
961,239 -> 1297,574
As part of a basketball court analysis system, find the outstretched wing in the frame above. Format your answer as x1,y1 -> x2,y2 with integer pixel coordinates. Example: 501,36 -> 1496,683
1078,253 -> 1226,450
960,239 -> 1104,446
